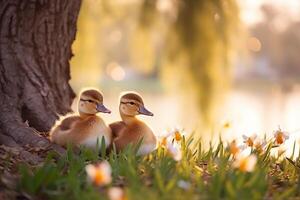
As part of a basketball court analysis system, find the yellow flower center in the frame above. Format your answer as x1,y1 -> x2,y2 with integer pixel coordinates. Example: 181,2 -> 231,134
160,137 -> 167,147
239,158 -> 248,172
276,132 -> 284,144
230,141 -> 239,156
174,131 -> 182,141
223,122 -> 231,129
246,138 -> 254,147
94,170 -> 105,186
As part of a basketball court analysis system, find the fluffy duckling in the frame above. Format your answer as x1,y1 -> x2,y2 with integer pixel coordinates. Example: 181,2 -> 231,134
50,89 -> 112,149
110,92 -> 156,155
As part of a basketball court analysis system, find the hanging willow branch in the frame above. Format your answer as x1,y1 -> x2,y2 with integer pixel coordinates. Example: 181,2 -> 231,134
137,0 -> 240,124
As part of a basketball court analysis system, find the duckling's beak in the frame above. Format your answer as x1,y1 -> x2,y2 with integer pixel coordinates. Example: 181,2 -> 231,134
138,105 -> 154,116
96,104 -> 111,114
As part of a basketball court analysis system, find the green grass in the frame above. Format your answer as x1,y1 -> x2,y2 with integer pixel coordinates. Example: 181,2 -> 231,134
17,135 -> 300,200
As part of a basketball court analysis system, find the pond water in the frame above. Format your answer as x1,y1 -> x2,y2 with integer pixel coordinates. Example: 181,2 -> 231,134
219,84 -> 300,155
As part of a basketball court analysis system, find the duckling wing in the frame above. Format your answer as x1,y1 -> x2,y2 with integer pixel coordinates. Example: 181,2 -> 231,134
50,116 -> 81,146
60,116 -> 81,131
109,121 -> 126,138
113,121 -> 156,153
51,116 -> 110,147
112,123 -> 145,151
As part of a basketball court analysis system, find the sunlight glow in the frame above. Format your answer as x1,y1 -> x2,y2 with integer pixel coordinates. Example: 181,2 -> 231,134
221,91 -> 264,139
109,30 -> 122,44
106,62 -> 126,81
238,0 -> 300,25
156,0 -> 173,13
247,37 -> 261,52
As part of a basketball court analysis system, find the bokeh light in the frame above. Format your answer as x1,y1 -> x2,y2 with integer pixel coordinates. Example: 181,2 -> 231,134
106,62 -> 126,81
247,37 -> 262,52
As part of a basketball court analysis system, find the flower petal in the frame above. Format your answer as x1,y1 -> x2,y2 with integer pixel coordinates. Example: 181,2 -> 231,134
108,187 -> 125,200
85,164 -> 96,179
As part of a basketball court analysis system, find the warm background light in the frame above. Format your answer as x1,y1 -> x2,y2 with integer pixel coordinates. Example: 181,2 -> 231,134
106,62 -> 126,81
70,0 -> 300,151
247,37 -> 262,52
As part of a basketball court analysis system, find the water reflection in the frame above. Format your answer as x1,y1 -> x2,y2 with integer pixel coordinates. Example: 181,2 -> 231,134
222,84 -> 300,136
220,84 -> 300,156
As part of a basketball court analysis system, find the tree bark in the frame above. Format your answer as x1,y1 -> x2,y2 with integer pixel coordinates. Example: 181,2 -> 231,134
0,0 -> 81,151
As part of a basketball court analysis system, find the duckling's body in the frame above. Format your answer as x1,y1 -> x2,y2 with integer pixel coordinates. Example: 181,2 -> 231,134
110,92 -> 156,155
51,115 -> 111,148
110,120 -> 156,155
110,121 -> 125,138
50,89 -> 112,149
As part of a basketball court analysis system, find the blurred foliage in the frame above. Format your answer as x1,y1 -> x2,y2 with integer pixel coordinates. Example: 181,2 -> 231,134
71,0 -> 240,124
71,0 -> 102,87
158,0 -> 239,123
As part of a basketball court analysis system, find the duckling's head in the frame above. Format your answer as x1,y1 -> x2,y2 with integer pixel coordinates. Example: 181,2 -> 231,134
78,89 -> 111,115
119,92 -> 153,117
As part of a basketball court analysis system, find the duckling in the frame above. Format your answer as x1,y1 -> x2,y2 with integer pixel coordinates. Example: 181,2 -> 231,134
109,92 -> 156,155
50,89 -> 112,149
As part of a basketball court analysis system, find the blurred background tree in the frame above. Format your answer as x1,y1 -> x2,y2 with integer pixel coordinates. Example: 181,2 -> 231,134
71,0 -> 240,128
250,5 -> 300,84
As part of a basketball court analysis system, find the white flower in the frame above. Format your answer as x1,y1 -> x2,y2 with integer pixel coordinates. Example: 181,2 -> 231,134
273,128 -> 289,145
172,127 -> 184,142
85,161 -> 112,186
254,139 -> 267,153
228,140 -> 243,156
157,130 -> 171,147
108,187 -> 126,200
158,127 -> 185,146
242,134 -> 257,148
177,180 -> 191,190
161,129 -> 173,138
167,143 -> 182,161
233,154 -> 257,172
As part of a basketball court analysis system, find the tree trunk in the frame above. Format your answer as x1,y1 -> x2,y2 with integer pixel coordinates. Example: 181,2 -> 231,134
0,0 -> 81,152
